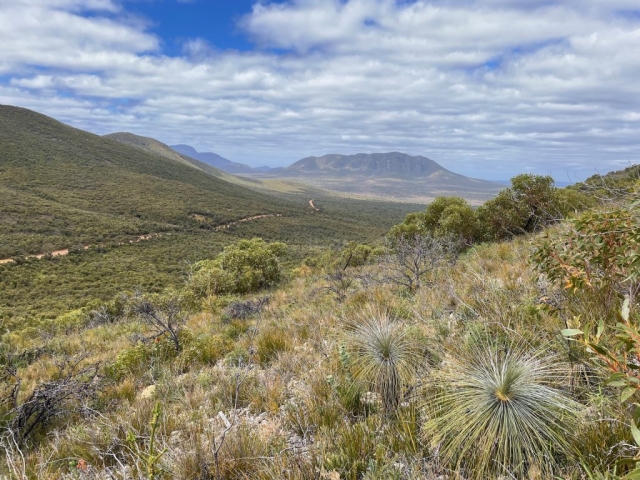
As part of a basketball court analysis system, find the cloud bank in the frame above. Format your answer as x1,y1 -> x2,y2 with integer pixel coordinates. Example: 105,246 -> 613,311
1,0 -> 639,180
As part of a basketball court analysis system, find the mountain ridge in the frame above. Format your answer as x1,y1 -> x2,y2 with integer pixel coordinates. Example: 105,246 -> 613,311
171,144 -> 256,174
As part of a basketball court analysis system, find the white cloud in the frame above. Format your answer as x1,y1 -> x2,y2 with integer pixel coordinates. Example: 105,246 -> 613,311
1,0 -> 639,180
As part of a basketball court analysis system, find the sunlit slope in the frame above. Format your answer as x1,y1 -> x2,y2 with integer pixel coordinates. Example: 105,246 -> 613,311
0,105 -> 300,257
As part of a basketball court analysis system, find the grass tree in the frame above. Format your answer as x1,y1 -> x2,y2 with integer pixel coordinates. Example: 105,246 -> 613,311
347,311 -> 421,413
424,339 -> 581,479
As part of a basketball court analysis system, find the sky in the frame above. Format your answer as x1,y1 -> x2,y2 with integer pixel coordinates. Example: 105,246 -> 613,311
1,0 -> 640,181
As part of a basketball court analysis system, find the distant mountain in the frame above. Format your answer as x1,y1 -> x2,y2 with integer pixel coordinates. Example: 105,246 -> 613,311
285,152 -> 446,178
171,144 -> 255,174
270,152 -> 503,203
254,165 -> 283,173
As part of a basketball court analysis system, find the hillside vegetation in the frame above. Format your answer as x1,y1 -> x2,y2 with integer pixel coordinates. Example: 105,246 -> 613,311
1,146 -> 639,479
0,106 -> 309,259
0,106 -> 420,318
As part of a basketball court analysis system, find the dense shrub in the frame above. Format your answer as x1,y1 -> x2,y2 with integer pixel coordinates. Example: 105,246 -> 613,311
476,174 -> 560,240
390,196 -> 478,244
187,238 -> 287,298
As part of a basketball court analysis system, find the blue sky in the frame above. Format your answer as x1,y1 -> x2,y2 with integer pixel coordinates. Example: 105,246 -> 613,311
124,0 -> 257,54
1,0 -> 640,181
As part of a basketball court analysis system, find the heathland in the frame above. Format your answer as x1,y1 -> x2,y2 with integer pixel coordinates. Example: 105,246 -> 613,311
0,105 -> 639,479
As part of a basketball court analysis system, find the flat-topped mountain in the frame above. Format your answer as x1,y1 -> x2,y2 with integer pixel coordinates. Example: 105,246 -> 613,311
171,144 -> 255,174
268,152 -> 503,203
285,152 -> 446,177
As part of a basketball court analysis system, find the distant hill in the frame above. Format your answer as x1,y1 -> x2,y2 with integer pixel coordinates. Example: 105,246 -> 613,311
262,152 -> 503,203
171,144 -> 255,174
254,165 -> 283,173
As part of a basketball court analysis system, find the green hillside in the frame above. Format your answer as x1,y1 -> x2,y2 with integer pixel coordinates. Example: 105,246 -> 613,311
0,106 -> 308,258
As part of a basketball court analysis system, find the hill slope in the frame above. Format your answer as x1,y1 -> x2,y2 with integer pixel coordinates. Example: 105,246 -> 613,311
0,106 -> 301,258
104,132 -> 206,171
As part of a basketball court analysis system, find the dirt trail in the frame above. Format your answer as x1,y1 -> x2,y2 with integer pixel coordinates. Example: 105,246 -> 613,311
309,200 -> 320,211
214,214 -> 282,231
0,233 -> 161,265
0,214 -> 285,265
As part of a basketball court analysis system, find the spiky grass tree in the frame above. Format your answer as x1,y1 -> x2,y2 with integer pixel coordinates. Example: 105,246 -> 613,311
424,340 -> 581,478
347,311 -> 421,413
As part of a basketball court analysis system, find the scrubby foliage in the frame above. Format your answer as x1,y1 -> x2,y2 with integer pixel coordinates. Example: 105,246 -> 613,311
390,196 -> 478,244
392,174 -> 594,245
1,163 -> 639,479
532,202 -> 640,310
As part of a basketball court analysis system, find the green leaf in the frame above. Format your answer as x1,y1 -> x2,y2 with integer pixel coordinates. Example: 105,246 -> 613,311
631,421 -> 640,447
609,380 -> 629,388
622,387 -> 637,403
596,319 -> 604,339
588,343 -> 610,356
622,297 -> 631,322
624,467 -> 640,480
561,329 -> 583,337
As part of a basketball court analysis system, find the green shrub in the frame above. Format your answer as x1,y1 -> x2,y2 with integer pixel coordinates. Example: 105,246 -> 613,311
105,338 -> 178,381
532,204 -> 640,312
476,173 -> 564,240
187,238 -> 287,298
390,196 -> 478,244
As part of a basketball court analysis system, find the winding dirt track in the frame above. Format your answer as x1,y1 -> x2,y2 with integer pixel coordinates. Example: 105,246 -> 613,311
0,214 -> 286,265
0,234 -> 161,265
214,214 -> 283,231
